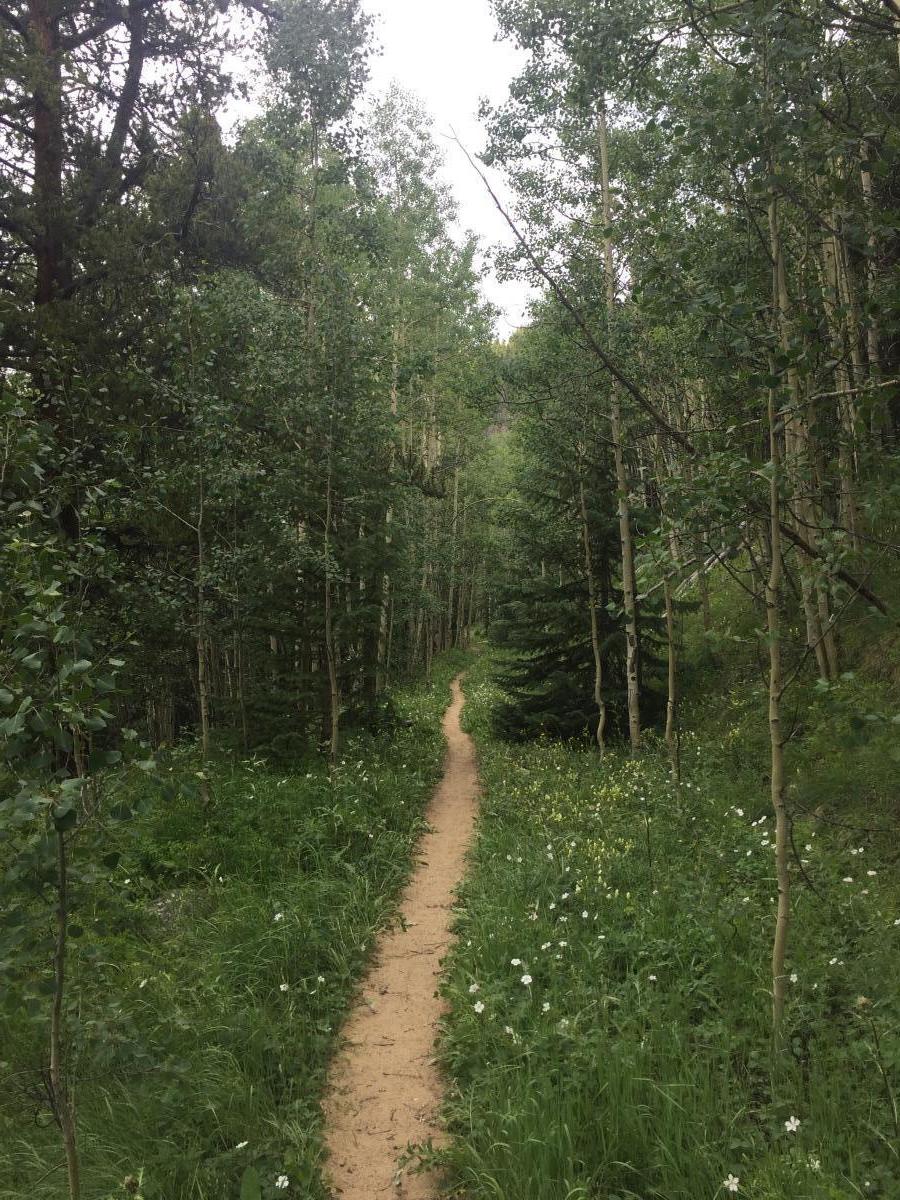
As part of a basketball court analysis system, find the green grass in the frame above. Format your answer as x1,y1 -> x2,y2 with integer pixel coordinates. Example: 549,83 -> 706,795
0,651 -> 469,1200
437,648 -> 900,1200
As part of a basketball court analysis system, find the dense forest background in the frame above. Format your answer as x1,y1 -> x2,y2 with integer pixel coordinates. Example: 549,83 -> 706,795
1,0 -> 899,1196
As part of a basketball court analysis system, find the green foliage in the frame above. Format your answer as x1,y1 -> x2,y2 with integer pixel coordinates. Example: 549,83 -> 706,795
491,576 -> 617,741
484,314 -> 666,742
438,650 -> 900,1199
0,659 -> 464,1199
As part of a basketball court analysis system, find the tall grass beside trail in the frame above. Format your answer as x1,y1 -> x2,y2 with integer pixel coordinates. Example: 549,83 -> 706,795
438,651 -> 900,1200
0,651 -> 469,1200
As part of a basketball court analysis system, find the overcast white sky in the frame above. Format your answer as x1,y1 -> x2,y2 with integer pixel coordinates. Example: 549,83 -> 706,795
362,0 -> 536,336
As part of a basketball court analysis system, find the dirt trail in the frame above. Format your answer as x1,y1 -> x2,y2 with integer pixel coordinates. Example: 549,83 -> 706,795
322,674 -> 479,1199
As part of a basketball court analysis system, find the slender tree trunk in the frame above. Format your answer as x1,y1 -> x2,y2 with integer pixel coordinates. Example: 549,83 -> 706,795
769,187 -> 834,681
29,0 -> 68,308
859,148 -> 885,439
196,468 -> 211,804
765,363 -> 790,1041
820,220 -> 860,550
235,625 -> 249,752
51,822 -> 80,1200
664,579 -> 679,780
446,464 -> 460,649
411,557 -> 430,673
466,565 -> 478,644
598,100 -> 640,751
579,472 -> 606,756
376,319 -> 402,692
764,128 -> 792,1033
324,462 -> 340,766
699,569 -> 712,632
385,592 -> 395,683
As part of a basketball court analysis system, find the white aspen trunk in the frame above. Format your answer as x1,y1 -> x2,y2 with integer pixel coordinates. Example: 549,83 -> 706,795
820,223 -> 860,551
377,318 -> 402,692
324,461 -> 340,766
859,149 -> 885,440
767,167 -> 792,1037
579,471 -> 606,756
446,463 -> 460,650
51,824 -> 80,1200
466,564 -> 479,643
598,99 -> 641,751
770,187 -> 834,681
196,467 -> 211,805
664,579 -> 679,779
766,363 -> 790,1040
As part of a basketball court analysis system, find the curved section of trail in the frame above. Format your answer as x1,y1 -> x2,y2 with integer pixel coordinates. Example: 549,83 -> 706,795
323,675 -> 479,1198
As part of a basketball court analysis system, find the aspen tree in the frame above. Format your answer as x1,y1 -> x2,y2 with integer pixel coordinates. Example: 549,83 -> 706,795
196,464 -> 211,805
579,462 -> 607,756
768,177 -> 792,1039
819,215 -> 860,550
323,454 -> 340,767
769,173 -> 837,681
765,347 -> 790,1039
597,98 -> 641,753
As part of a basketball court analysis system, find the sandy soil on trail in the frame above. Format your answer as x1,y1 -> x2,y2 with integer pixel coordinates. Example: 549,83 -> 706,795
322,675 -> 480,1199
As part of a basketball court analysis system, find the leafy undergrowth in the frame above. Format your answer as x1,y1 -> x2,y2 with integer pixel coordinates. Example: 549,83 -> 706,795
0,652 -> 468,1200
438,651 -> 900,1200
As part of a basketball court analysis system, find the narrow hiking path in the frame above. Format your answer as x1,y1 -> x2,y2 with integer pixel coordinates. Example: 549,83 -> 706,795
322,675 -> 480,1198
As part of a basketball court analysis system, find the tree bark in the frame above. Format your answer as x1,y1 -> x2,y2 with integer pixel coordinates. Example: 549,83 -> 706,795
597,100 -> 640,751
51,824 -> 80,1200
769,188 -> 835,681
765,364 -> 790,1041
196,466 -> 211,804
28,0 -> 68,307
324,462 -> 340,766
579,471 -> 606,756
859,148 -> 885,439
664,578 -> 679,779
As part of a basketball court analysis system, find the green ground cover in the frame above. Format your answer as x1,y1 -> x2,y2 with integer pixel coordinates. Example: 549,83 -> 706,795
439,643 -> 900,1200
0,653 -> 468,1200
